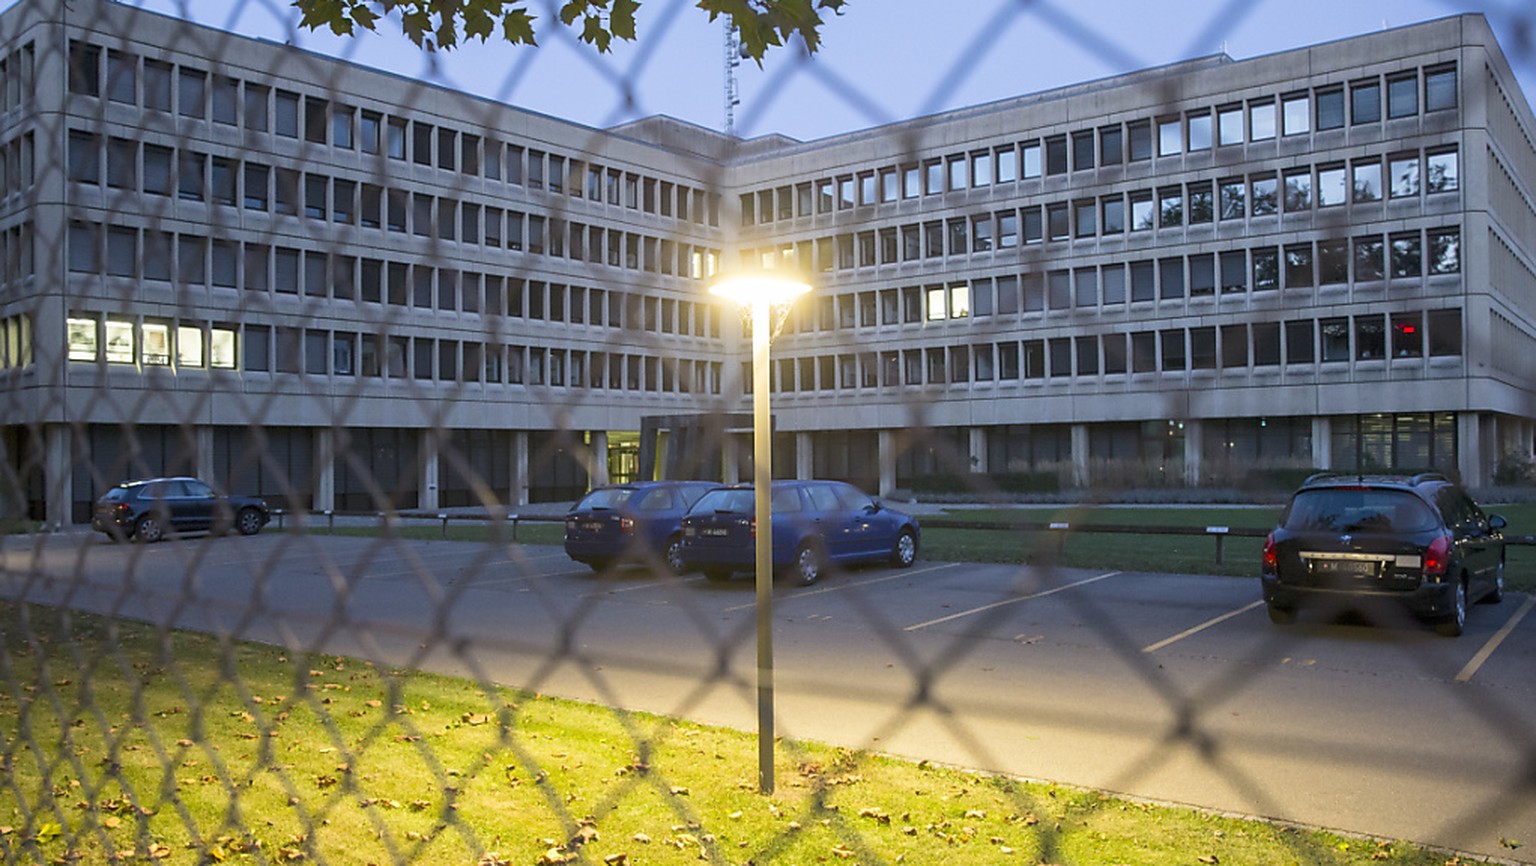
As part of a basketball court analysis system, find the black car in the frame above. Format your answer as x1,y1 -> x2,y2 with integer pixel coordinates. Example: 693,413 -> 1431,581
92,477 -> 271,542
563,480 -> 721,572
1261,472 -> 1505,636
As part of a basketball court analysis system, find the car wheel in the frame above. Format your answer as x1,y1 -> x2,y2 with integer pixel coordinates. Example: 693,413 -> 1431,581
704,569 -> 732,582
1482,560 -> 1505,605
664,535 -> 687,574
1266,603 -> 1297,625
790,542 -> 823,586
889,529 -> 917,568
134,515 -> 164,544
236,507 -> 265,536
1435,577 -> 1468,637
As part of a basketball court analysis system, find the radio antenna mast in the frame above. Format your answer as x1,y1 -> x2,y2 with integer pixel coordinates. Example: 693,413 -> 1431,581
724,23 -> 741,135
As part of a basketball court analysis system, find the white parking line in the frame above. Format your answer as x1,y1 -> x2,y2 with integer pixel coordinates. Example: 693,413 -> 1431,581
722,562 -> 964,614
904,570 -> 1123,632
1455,594 -> 1536,683
1141,600 -> 1265,653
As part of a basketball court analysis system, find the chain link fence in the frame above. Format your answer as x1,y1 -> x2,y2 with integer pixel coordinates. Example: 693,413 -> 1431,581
4,0 -> 1536,862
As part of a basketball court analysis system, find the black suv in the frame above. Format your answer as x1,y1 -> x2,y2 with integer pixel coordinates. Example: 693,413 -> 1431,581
92,477 -> 271,543
1262,472 -> 1506,636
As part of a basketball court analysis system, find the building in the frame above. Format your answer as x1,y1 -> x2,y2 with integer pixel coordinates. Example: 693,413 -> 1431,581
2,0 -> 1534,525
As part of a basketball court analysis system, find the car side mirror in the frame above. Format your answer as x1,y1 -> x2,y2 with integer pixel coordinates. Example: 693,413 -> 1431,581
866,501 -> 882,514
1489,514 -> 1507,531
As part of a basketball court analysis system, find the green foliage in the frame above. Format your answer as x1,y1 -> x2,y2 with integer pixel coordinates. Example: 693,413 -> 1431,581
910,472 -> 1061,495
1494,451 -> 1535,486
292,0 -> 847,59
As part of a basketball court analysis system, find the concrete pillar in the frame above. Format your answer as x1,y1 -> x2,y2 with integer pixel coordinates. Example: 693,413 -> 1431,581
196,427 -> 215,482
722,433 -> 741,485
45,423 -> 71,529
878,429 -> 896,497
795,431 -> 813,480
419,430 -> 439,511
588,430 -> 609,487
314,428 -> 335,513
968,427 -> 988,474
1311,417 -> 1332,470
511,431 -> 529,506
1070,423 -> 1090,488
1458,412 -> 1489,488
1183,419 -> 1203,487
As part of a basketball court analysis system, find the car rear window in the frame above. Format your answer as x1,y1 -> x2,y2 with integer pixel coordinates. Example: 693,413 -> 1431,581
1282,488 -> 1439,534
691,488 -> 804,514
104,488 -> 129,502
575,488 -> 636,510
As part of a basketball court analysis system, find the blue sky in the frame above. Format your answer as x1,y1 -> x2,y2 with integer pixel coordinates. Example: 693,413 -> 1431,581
73,0 -> 1536,141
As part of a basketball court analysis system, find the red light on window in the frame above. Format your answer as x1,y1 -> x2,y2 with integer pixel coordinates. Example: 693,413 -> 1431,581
1398,325 -> 1416,334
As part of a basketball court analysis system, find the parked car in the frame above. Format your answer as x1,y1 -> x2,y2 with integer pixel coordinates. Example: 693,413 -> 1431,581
92,477 -> 271,542
1261,472 -> 1505,636
680,480 -> 920,585
563,481 -> 721,573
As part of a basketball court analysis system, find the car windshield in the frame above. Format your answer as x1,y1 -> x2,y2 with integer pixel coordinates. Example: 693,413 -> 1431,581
1282,488 -> 1439,533
574,488 -> 636,510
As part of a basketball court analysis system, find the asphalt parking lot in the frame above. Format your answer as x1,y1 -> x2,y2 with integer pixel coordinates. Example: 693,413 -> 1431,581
4,529 -> 1536,862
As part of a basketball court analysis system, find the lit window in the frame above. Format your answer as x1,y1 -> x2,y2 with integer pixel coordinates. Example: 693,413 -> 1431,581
949,284 -> 970,319
177,325 -> 203,367
211,327 -> 236,368
67,317 -> 97,361
104,320 -> 134,364
142,322 -> 170,365
926,286 -> 946,321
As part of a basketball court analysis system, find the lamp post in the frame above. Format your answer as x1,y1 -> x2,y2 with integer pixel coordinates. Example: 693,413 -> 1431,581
709,272 -> 810,795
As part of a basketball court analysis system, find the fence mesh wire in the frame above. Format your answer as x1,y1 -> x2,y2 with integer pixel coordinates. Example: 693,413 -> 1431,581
4,0 -> 1536,863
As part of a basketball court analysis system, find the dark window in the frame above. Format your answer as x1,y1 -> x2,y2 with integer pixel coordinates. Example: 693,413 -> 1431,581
1285,320 -> 1314,364
1352,80 -> 1381,124
1425,66 -> 1457,112
1045,136 -> 1067,175
1316,87 -> 1344,130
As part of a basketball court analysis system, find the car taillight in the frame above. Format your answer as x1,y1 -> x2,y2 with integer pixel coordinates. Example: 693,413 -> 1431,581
619,516 -> 634,534
1262,532 -> 1277,570
114,503 -> 132,516
1423,535 -> 1451,577
750,516 -> 756,538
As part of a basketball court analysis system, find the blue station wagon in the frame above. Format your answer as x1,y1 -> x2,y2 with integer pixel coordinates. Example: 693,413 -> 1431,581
680,480 -> 920,585
564,481 -> 720,573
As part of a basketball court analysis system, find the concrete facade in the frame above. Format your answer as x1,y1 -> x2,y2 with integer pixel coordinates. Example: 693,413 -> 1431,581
1,1 -> 1534,524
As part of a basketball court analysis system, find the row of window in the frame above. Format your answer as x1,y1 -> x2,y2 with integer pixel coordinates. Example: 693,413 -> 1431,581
742,146 -> 1459,271
0,221 -> 34,291
772,227 -> 1462,333
0,42 -> 33,121
0,130 -> 33,201
65,313 -> 727,393
64,222 -> 725,336
66,42 -> 721,227
740,64 -> 1458,223
65,135 -> 723,278
764,308 -> 1464,393
0,313 -> 28,370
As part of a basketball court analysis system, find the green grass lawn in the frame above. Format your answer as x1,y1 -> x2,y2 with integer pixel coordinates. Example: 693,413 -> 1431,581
0,603 -> 1459,865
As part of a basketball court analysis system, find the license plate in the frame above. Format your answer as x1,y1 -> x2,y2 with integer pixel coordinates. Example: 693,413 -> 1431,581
581,522 -> 605,532
702,527 -> 730,537
1314,559 -> 1376,576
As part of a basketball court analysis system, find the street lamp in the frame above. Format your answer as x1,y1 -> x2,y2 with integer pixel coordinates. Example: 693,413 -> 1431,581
709,271 -> 811,795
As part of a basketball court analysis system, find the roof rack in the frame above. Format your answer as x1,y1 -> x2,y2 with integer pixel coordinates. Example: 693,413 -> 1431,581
1409,471 -> 1451,485
1302,471 -> 1345,485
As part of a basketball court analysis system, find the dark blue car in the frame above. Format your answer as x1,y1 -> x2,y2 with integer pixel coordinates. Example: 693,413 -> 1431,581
563,481 -> 721,573
680,480 -> 920,585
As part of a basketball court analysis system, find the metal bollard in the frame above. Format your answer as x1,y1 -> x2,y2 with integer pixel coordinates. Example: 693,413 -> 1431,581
510,515 -> 519,543
275,509 -> 285,530
1207,526 -> 1230,564
439,513 -> 449,538
326,509 -> 334,530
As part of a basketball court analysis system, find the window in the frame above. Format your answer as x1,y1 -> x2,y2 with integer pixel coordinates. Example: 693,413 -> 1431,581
1389,153 -> 1420,198
104,320 -> 134,364
1426,148 -> 1458,192
1219,179 -> 1244,219
68,221 -> 98,273
1217,105 -> 1243,145
1130,260 -> 1155,302
144,60 -> 172,112
1425,65 -> 1457,112
996,147 -> 1017,181
1130,192 -> 1154,231
1249,100 -> 1275,140
1352,79 -> 1381,124
1045,136 -> 1067,175
1284,243 -> 1313,288
1047,203 -> 1069,241
1074,268 -> 1097,307
1316,87 -> 1344,130
1352,159 -> 1381,202
1252,247 -> 1280,291
1100,126 -> 1123,165
68,318 -> 98,361
1128,121 -> 1151,161
1317,164 -> 1347,206
1354,236 -> 1385,281
1388,73 -> 1419,119
1187,111 -> 1211,151
1250,175 -> 1277,216
1189,254 -> 1215,297
1390,232 -> 1422,278
1022,141 -> 1042,177
946,157 -> 965,192
1253,323 -> 1281,367
1158,187 -> 1182,227
1072,131 -> 1094,170
1318,240 -> 1348,285
1392,313 -> 1423,358
142,322 -> 170,365
1427,308 -> 1461,356
1355,315 -> 1385,360
1158,258 -> 1184,299
1073,201 -> 1095,237
1187,181 -> 1213,224
178,68 -> 206,118
1190,327 -> 1216,369
1429,229 -> 1460,274
997,211 -> 1019,247
67,130 -> 99,184
1220,250 -> 1246,293
1281,93 -> 1310,135
1283,169 -> 1311,211
106,50 -> 135,105
1285,320 -> 1314,364
212,76 -> 237,125
70,42 -> 101,96
1101,196 -> 1125,234
1076,337 -> 1098,376
1157,117 -> 1181,156
1131,332 -> 1156,373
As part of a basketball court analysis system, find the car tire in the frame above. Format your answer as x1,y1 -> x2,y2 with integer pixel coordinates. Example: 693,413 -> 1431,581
584,558 -> 611,572
1482,560 -> 1505,605
1435,577 -> 1468,637
790,541 -> 823,586
704,569 -> 732,582
134,515 -> 164,544
664,534 -> 687,574
890,529 -> 917,568
236,507 -> 265,537
1266,603 -> 1297,625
